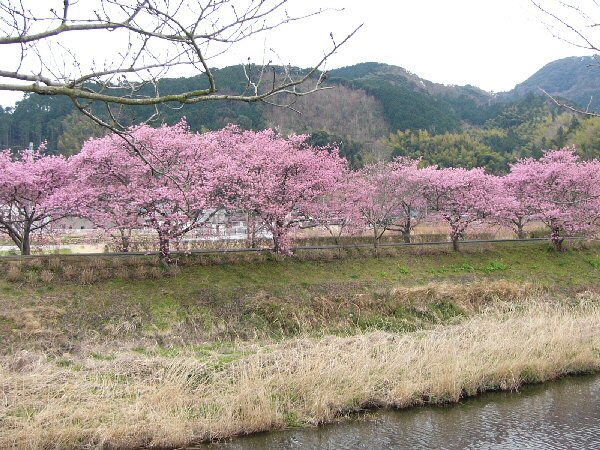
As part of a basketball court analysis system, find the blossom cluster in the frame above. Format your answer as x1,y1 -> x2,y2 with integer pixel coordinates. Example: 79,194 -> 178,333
0,121 -> 598,258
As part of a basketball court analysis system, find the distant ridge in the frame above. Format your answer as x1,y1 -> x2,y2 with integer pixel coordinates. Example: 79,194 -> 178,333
507,55 -> 600,110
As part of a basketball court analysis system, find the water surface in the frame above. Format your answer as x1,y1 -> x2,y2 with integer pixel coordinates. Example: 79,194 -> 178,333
202,375 -> 600,450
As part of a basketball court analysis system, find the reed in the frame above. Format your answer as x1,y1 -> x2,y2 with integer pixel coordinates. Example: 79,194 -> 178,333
1,298 -> 598,449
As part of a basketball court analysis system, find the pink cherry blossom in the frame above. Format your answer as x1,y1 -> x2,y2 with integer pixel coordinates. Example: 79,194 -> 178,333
0,145 -> 70,254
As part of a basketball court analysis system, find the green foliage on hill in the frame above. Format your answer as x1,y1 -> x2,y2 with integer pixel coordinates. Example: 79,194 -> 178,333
387,128 -> 514,173
510,56 -> 600,111
0,57 -> 599,170
306,130 -> 364,169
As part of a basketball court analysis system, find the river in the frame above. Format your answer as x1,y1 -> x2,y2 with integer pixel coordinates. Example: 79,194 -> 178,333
200,375 -> 600,450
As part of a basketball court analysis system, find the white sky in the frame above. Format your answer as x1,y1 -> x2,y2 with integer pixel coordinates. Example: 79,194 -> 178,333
0,0 -> 597,107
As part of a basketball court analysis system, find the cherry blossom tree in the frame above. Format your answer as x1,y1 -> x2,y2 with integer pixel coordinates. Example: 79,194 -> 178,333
423,167 -> 498,251
509,148 -> 600,250
388,158 -> 434,243
64,172 -> 143,253
348,163 -> 404,249
349,159 -> 431,248
0,146 -> 70,255
305,174 -> 363,246
72,121 -> 228,262
201,126 -> 347,254
491,172 -> 539,239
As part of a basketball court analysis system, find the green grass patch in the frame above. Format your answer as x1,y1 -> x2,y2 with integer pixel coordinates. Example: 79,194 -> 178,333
588,257 -> 600,269
1,242 -> 599,354
482,260 -> 509,273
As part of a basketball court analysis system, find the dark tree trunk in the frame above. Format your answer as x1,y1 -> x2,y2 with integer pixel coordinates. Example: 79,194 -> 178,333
271,221 -> 285,254
247,212 -> 257,249
159,237 -> 171,265
551,227 -> 564,252
120,230 -> 130,253
402,216 -> 412,243
11,224 -> 31,255
402,229 -> 411,243
373,226 -> 379,251
452,236 -> 460,252
21,235 -> 31,255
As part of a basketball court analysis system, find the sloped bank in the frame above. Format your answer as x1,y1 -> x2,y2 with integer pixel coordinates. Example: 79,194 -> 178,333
1,291 -> 599,449
1,244 -> 600,448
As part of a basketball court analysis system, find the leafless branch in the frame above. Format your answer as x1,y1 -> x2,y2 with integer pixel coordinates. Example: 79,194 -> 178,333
531,0 -> 600,51
532,1 -> 600,115
539,87 -> 600,116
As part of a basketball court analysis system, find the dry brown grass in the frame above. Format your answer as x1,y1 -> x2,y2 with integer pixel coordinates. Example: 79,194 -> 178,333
1,297 -> 598,449
390,280 -> 541,311
39,269 -> 55,284
5,263 -> 22,282
61,265 -> 78,281
78,268 -> 98,285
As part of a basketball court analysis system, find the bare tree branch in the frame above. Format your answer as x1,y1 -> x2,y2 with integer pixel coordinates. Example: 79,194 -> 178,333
1,0 -> 360,146
532,1 -> 600,115
539,87 -> 600,116
531,0 -> 600,51
0,1 -> 356,106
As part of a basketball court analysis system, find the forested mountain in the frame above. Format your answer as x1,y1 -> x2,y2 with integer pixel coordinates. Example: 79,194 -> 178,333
508,56 -> 600,110
1,56 -> 599,172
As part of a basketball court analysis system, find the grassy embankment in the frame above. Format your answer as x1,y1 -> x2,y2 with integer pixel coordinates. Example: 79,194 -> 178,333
1,241 -> 599,448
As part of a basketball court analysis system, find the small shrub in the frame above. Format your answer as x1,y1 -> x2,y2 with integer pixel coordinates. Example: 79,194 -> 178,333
397,265 -> 410,274
133,266 -> 148,280
79,268 -> 98,285
90,258 -> 108,271
48,257 -> 63,270
39,269 -> 55,284
148,267 -> 163,279
25,258 -> 44,270
457,262 -> 475,272
115,267 -> 132,280
166,265 -> 181,278
6,263 -> 22,282
24,271 -> 38,284
94,269 -> 111,280
209,254 -> 225,265
61,265 -> 78,281
125,257 -> 145,268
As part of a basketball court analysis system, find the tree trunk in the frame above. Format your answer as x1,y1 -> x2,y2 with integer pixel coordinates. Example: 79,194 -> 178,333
515,218 -> 526,239
120,230 -> 130,253
19,226 -> 31,255
21,236 -> 31,255
373,226 -> 379,252
402,216 -> 412,243
247,212 -> 257,249
402,229 -> 411,243
271,221 -> 285,254
452,236 -> 460,252
159,237 -> 171,265
551,227 -> 564,252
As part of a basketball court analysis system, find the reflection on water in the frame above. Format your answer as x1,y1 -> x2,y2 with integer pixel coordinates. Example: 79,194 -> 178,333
202,375 -> 600,450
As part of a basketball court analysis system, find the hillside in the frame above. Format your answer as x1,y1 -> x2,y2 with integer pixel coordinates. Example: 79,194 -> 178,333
1,56 -> 599,170
508,55 -> 600,110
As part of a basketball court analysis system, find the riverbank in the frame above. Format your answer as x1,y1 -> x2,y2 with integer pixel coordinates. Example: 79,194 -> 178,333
1,243 -> 599,448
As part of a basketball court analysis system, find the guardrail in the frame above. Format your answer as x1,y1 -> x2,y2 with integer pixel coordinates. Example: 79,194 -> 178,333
0,237 -> 596,261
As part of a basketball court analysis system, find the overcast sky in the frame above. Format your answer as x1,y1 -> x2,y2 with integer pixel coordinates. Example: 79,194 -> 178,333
227,0 -> 595,92
0,0 -> 597,107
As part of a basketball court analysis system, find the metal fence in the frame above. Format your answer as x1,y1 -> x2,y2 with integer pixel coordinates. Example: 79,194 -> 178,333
1,237 -> 597,261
